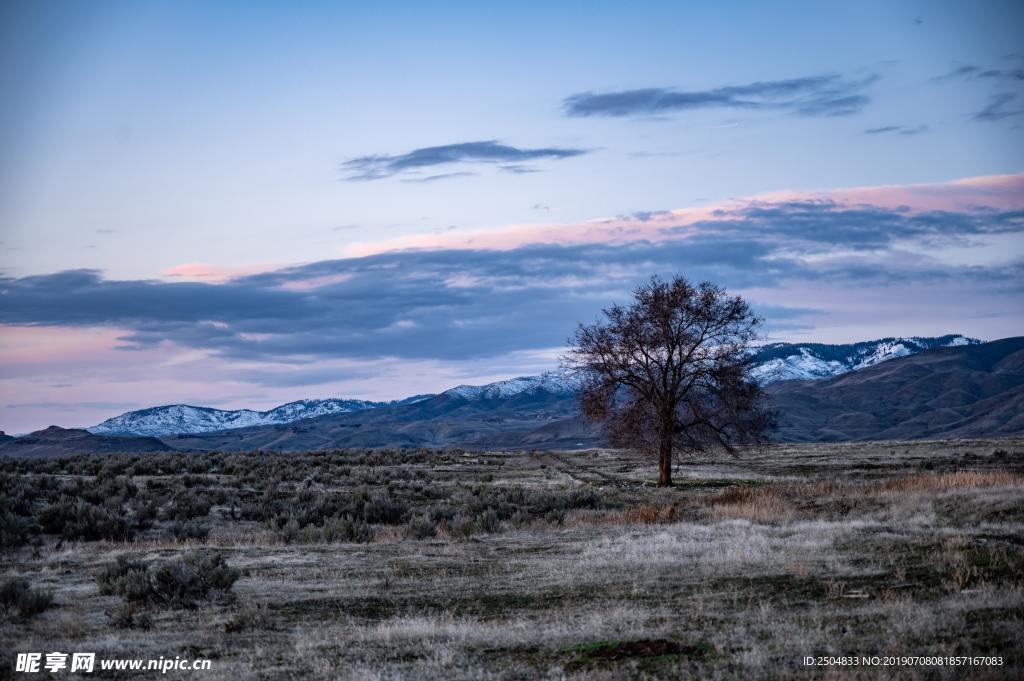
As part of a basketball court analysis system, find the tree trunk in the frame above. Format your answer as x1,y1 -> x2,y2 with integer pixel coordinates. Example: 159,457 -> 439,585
657,426 -> 673,487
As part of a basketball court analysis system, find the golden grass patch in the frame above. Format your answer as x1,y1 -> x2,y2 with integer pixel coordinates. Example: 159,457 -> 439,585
622,503 -> 678,524
708,486 -> 796,523
880,470 -> 1021,494
595,503 -> 678,525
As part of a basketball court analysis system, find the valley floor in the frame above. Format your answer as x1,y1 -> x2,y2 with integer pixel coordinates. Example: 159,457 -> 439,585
2,439 -> 1023,680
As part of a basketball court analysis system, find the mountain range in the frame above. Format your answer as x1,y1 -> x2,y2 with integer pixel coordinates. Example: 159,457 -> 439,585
748,334 -> 978,383
769,336 -> 1024,441
89,396 -> 432,437
88,335 -> 978,437
2,334 -> 1018,457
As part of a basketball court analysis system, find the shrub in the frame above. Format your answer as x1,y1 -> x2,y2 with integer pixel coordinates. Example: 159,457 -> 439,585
149,553 -> 239,607
362,494 -> 408,524
406,514 -> 437,540
134,501 -> 159,530
107,602 -> 152,629
163,494 -> 212,521
97,552 -> 240,609
80,475 -> 137,505
39,498 -> 133,542
447,515 -> 478,540
476,509 -> 500,533
0,511 -> 33,549
275,514 -> 373,544
171,520 -> 211,541
224,603 -> 277,633
97,556 -> 151,602
0,578 -> 54,618
315,515 -> 373,543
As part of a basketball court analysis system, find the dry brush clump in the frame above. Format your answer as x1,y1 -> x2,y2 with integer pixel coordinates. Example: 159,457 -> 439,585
274,513 -> 374,544
0,578 -> 54,619
224,603 -> 279,633
597,503 -> 679,525
878,469 -> 1022,494
702,469 -> 1024,526
97,551 -> 240,609
707,485 -> 796,523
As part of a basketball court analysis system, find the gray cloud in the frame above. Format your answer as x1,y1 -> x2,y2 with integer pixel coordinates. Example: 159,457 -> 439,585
689,201 -> 1024,252
933,64 -> 1024,83
932,61 -> 1024,123
974,93 -> 1024,121
6,401 -> 140,412
626,210 -> 674,222
401,171 -> 477,183
862,124 -> 929,136
499,164 -> 541,174
563,74 -> 877,118
342,141 -> 587,181
234,365 -> 380,388
2,202 -> 1020,369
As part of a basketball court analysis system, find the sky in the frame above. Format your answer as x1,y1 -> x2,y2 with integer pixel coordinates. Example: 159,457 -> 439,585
1,0 -> 1022,433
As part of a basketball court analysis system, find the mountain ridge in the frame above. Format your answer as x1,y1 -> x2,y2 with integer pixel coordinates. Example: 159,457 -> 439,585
86,335 -> 979,437
765,336 -> 1024,441
90,396 -> 433,437
0,426 -> 173,458
2,337 -> 1019,456
748,334 -> 979,383
159,336 -> 1023,451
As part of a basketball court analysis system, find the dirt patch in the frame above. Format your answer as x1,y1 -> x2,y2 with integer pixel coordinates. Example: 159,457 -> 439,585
576,638 -> 712,660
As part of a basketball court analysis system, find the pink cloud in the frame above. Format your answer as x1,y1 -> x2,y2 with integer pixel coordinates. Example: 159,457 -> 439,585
0,326 -> 125,366
342,173 -> 1024,256
162,261 -> 275,283
755,173 -> 1024,212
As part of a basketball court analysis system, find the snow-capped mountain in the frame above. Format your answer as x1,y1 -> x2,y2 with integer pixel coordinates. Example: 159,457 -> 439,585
89,335 -> 980,436
443,370 -> 583,400
444,337 -> 982,400
748,335 -> 980,383
89,398 -> 418,437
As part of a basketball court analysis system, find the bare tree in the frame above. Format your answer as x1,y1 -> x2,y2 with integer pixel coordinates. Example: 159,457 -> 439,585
565,275 -> 772,486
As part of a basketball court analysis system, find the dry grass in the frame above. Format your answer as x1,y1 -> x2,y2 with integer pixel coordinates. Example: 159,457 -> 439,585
1,440 -> 1022,680
707,485 -> 796,523
703,469 -> 1024,526
879,469 -> 1022,493
614,502 -> 678,524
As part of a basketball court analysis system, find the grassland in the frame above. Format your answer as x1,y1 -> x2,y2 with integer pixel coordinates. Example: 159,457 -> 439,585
2,439 -> 1022,680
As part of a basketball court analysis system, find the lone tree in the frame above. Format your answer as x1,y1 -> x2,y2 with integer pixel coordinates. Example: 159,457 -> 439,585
565,275 -> 772,486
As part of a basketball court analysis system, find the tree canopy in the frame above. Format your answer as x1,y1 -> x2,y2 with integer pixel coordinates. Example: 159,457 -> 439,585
565,275 -> 772,486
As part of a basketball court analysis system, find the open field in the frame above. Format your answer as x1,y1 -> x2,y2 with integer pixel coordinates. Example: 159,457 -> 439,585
2,439 -> 1023,680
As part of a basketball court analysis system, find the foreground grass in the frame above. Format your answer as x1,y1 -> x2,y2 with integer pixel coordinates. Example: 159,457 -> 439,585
1,438 -> 1022,679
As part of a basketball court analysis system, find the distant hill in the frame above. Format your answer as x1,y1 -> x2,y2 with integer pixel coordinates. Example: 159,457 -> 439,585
89,396 -> 432,437
167,337 -> 1021,451
164,379 -> 598,452
0,426 -> 173,458
765,336 -> 1024,441
4,336 -> 1019,456
88,336 -> 975,437
748,334 -> 979,383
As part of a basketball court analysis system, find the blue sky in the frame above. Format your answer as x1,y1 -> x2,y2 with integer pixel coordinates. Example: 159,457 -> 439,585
1,0 -> 1022,432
